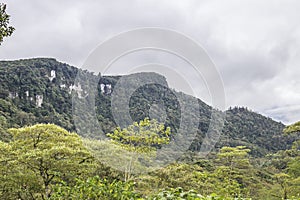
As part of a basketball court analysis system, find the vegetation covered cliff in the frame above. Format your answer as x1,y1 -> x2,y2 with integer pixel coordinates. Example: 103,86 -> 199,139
0,58 -> 298,156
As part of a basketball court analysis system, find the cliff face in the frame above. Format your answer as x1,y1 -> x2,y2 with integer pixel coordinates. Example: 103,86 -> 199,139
0,58 -> 297,156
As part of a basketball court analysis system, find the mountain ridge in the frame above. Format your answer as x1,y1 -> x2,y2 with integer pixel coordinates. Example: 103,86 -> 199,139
0,58 -> 297,156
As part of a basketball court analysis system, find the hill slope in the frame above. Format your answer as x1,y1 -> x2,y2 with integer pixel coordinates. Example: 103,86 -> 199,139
0,58 -> 297,156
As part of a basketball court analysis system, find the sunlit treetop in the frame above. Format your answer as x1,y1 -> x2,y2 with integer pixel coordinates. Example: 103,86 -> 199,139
284,121 -> 300,134
107,118 -> 171,153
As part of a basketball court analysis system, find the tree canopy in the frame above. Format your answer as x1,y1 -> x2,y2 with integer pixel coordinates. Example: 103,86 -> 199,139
0,3 -> 14,45
106,118 -> 171,181
0,124 -> 95,199
284,121 -> 300,134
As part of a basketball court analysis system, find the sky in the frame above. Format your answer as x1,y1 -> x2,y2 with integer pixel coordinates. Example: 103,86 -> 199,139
0,0 -> 299,125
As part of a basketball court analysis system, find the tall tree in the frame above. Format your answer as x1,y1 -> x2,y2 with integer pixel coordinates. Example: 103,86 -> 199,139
107,118 -> 171,181
214,146 -> 254,198
0,124 -> 95,200
0,3 -> 14,45
282,121 -> 300,199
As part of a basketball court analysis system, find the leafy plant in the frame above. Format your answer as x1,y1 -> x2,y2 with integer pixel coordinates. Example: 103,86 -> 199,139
0,3 -> 14,44
107,118 -> 171,181
50,176 -> 142,200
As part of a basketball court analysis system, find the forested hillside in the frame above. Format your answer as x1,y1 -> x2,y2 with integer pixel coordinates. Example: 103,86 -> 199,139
0,58 -> 298,156
0,58 -> 299,199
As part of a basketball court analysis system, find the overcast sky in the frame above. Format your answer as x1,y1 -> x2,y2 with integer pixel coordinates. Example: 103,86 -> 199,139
0,0 -> 299,125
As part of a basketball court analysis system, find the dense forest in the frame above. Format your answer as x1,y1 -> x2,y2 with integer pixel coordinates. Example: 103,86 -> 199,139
0,58 -> 299,199
0,58 -> 297,155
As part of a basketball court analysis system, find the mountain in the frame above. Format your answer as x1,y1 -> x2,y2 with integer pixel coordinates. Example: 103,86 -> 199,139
0,58 -> 298,156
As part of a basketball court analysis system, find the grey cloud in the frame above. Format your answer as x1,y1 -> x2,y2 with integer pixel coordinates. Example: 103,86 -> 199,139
0,0 -> 300,124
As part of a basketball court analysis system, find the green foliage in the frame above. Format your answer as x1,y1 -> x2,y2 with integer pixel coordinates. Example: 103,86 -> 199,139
107,118 -> 171,153
50,176 -> 141,200
0,124 -> 96,199
0,122 -> 299,199
137,163 -> 205,195
0,58 -> 297,157
106,118 -> 171,181
222,107 -> 293,156
284,121 -> 300,134
260,126 -> 300,200
138,146 -> 257,199
0,3 -> 14,45
212,147 -> 253,198
0,58 -> 300,199
84,139 -> 151,182
149,187 -> 205,200
0,115 -> 11,141
0,58 -> 79,132
216,146 -> 251,173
